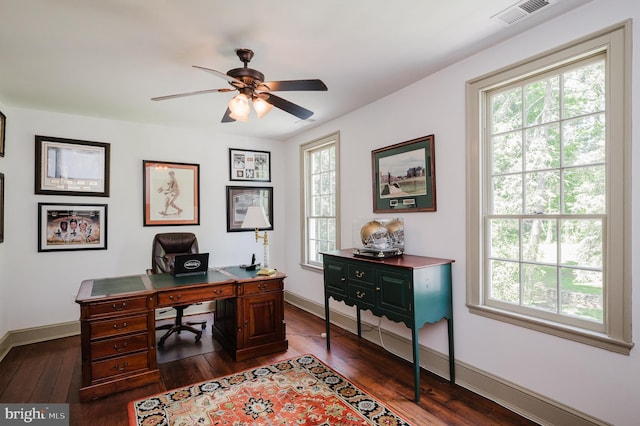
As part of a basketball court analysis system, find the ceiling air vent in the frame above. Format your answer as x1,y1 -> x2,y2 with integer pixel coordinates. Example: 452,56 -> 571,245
492,0 -> 554,25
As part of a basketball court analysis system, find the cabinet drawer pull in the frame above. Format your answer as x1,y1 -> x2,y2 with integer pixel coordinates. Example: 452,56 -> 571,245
113,342 -> 128,351
111,302 -> 127,310
340,277 -> 346,282
355,291 -> 366,299
112,322 -> 128,329
114,362 -> 129,371
169,294 -> 182,300
356,270 -> 365,279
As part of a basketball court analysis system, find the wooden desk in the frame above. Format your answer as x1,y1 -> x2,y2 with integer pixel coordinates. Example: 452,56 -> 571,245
75,268 -> 287,401
322,249 -> 454,402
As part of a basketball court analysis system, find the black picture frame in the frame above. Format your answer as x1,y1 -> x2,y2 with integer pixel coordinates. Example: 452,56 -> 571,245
229,148 -> 271,182
143,160 -> 200,226
35,135 -> 110,197
38,202 -> 108,252
226,186 -> 273,232
372,134 -> 437,213
0,110 -> 6,157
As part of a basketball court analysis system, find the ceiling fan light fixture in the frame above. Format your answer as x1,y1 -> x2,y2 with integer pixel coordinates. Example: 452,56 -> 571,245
228,93 -> 250,118
253,97 -> 273,119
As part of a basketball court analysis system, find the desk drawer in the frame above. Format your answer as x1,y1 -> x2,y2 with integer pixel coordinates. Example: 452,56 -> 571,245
90,333 -> 148,360
156,284 -> 235,307
91,351 -> 149,381
348,264 -> 375,284
87,296 -> 150,318
347,283 -> 376,308
241,279 -> 283,295
90,314 -> 148,339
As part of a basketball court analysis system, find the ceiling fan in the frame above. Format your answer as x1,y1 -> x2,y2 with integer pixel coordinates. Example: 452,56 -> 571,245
152,48 -> 327,123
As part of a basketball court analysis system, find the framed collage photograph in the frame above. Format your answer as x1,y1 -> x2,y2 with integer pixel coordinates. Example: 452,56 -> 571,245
0,110 -> 5,157
143,160 -> 200,226
226,186 -> 273,232
372,134 -> 436,213
229,148 -> 271,182
38,203 -> 107,252
35,135 -> 110,196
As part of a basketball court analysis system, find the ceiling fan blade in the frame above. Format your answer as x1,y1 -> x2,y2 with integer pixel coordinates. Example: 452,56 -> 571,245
193,65 -> 245,88
151,88 -> 232,101
258,79 -> 327,92
221,107 -> 235,123
261,93 -> 314,120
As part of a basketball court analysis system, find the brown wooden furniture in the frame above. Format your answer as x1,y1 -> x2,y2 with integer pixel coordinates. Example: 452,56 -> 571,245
75,267 -> 287,401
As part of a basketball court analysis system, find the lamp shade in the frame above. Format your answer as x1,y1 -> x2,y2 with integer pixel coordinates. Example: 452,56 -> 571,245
242,206 -> 271,229
228,93 -> 250,119
253,96 -> 273,119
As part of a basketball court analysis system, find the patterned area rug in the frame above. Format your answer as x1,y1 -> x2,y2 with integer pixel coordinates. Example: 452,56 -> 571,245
128,354 -> 411,425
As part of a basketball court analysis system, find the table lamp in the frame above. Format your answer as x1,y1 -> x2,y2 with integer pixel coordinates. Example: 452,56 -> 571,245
242,205 -> 271,268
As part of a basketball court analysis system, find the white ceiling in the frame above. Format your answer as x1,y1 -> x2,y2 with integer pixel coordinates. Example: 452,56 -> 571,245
0,0 -> 590,140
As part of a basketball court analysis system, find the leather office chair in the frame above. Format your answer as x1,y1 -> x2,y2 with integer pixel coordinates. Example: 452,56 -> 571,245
149,232 -> 207,348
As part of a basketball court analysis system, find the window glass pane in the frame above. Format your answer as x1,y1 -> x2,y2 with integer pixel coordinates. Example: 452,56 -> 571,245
491,87 -> 522,133
560,219 -> 602,268
562,114 -> 605,167
492,132 -> 522,174
522,219 -> 557,263
489,219 -> 520,260
489,260 -> 520,303
491,174 -> 522,215
311,151 -> 321,174
523,263 -> 557,312
525,124 -> 560,171
525,170 -> 560,214
525,76 -> 559,126
562,61 -> 605,119
563,165 -> 605,214
560,268 -> 602,322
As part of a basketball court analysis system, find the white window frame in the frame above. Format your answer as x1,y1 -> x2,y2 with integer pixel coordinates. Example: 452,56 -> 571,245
466,22 -> 632,354
300,132 -> 340,270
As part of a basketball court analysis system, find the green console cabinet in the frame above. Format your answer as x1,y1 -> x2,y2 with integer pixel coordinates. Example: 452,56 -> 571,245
322,249 -> 455,402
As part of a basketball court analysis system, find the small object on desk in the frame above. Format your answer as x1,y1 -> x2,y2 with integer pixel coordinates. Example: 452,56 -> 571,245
240,253 -> 259,270
240,263 -> 260,271
256,268 -> 276,276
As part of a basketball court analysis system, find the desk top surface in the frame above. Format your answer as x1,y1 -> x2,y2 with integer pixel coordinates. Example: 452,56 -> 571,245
322,249 -> 455,269
76,267 -> 285,302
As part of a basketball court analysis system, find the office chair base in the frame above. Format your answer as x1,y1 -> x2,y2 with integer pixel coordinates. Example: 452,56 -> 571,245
157,323 -> 205,348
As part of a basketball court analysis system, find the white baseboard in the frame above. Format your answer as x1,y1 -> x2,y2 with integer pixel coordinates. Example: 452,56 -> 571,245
284,292 -> 608,426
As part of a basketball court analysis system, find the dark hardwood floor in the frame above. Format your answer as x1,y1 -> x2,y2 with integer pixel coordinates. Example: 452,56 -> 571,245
0,303 -> 538,425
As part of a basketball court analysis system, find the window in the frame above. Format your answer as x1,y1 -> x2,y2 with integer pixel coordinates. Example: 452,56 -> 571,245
301,132 -> 340,268
466,23 -> 632,353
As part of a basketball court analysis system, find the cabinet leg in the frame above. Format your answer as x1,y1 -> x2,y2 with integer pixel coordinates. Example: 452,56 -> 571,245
447,317 -> 455,383
356,308 -> 362,338
412,327 -> 420,402
325,296 -> 331,351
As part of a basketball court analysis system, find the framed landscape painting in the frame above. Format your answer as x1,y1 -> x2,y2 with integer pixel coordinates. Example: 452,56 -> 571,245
371,134 -> 436,213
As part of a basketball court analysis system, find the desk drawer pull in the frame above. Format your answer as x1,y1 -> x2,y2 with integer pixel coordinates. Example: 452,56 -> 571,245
168,294 -> 182,300
111,302 -> 127,310
113,342 -> 128,351
113,322 -> 128,329
356,270 -> 365,279
113,362 -> 129,371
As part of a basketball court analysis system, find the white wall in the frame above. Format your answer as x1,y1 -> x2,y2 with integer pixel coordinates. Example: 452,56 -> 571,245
283,0 -> 639,424
0,107 -> 284,334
